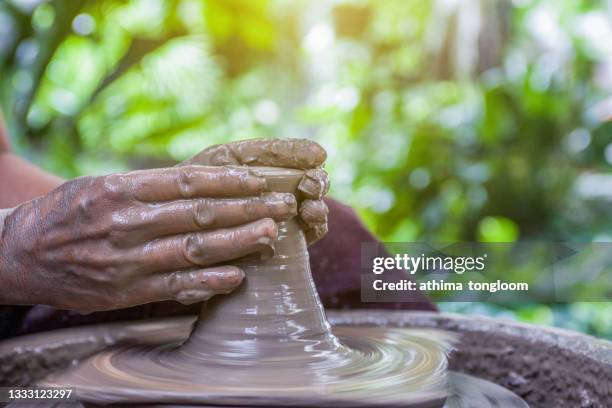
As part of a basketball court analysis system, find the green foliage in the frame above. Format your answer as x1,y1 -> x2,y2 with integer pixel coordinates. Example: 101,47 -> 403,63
1,0 -> 611,338
478,216 -> 519,242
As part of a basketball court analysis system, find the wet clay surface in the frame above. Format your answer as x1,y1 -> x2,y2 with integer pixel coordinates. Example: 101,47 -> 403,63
37,168 -> 450,407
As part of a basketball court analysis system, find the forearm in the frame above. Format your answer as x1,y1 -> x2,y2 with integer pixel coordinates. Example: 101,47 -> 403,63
0,152 -> 64,208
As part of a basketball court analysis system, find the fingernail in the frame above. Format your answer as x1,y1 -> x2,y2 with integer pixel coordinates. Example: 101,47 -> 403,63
298,176 -> 321,198
296,140 -> 327,168
311,144 -> 327,164
283,193 -> 297,207
247,174 -> 267,191
247,168 -> 268,189
298,178 -> 314,194
264,192 -> 294,206
255,236 -> 275,260
230,268 -> 245,278
256,218 -> 279,239
222,268 -> 245,285
299,200 -> 329,225
266,193 -> 297,217
256,235 -> 274,246
230,166 -> 267,191
176,289 -> 214,305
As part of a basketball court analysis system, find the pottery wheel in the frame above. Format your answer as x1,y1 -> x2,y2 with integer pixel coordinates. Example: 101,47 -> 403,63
37,168 -> 526,407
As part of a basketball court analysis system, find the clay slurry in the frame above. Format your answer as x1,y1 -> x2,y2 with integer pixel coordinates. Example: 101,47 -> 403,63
41,167 -> 451,407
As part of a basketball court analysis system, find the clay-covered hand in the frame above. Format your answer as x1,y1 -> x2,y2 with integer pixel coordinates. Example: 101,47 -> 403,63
0,166 -> 297,313
182,138 -> 330,245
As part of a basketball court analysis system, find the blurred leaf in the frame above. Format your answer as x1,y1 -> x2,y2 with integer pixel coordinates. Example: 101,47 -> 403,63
478,216 -> 520,242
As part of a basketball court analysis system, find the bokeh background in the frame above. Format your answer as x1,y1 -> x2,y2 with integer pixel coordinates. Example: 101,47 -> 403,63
0,0 -> 611,338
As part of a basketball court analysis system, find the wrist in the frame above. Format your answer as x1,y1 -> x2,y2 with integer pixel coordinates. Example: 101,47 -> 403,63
0,207 -> 31,305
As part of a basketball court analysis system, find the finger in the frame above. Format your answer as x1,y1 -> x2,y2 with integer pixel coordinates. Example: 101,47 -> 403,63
183,138 -> 327,169
304,223 -> 328,246
138,218 -> 278,272
112,165 -> 267,202
121,193 -> 297,243
299,199 -> 329,228
127,266 -> 245,306
297,168 -> 330,199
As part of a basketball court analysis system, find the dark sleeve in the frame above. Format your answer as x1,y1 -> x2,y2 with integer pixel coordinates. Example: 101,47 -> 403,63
309,198 -> 436,311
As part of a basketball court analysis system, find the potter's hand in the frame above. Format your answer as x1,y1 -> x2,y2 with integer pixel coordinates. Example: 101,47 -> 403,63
0,166 -> 297,313
183,138 -> 330,245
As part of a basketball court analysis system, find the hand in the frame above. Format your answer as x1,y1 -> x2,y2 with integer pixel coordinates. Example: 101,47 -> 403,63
0,166 -> 297,313
183,138 -> 330,245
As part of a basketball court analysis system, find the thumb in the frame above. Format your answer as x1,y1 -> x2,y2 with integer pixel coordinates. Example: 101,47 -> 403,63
180,138 -> 327,169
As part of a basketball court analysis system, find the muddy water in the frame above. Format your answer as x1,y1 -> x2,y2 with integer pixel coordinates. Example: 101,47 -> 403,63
40,168 -> 526,407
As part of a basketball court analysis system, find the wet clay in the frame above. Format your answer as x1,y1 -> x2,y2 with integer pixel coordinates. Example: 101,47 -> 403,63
38,168 -> 526,407
39,168 -> 447,406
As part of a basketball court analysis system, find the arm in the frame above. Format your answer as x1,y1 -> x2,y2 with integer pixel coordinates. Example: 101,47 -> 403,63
0,118 -> 64,208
